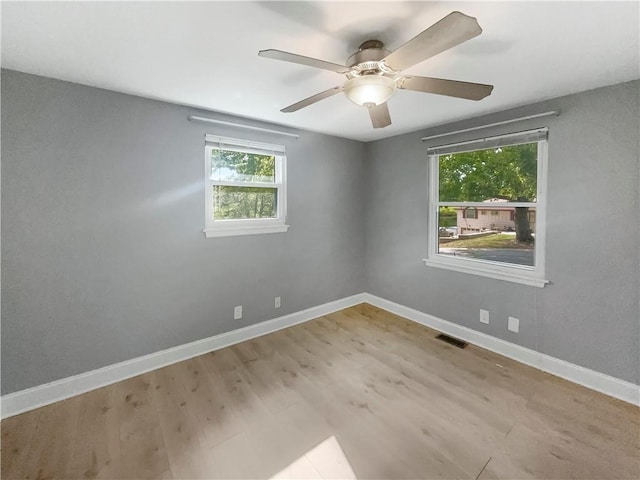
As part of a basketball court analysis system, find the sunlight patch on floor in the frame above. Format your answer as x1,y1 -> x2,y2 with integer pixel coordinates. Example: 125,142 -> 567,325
271,435 -> 357,479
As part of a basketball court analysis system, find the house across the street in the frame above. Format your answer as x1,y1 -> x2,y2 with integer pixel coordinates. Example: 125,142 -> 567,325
456,198 -> 536,234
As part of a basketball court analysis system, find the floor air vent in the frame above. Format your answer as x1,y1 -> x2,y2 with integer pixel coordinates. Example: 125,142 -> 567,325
436,334 -> 468,349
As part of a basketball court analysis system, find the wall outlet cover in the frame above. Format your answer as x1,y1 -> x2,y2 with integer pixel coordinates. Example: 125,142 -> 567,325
234,306 -> 243,320
480,309 -> 489,324
275,296 -> 281,308
508,316 -> 519,333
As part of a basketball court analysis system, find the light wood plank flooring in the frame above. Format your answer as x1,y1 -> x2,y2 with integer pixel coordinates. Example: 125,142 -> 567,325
2,304 -> 639,479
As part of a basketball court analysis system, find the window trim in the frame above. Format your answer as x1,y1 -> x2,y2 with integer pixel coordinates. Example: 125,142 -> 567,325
423,129 -> 549,288
203,135 -> 289,238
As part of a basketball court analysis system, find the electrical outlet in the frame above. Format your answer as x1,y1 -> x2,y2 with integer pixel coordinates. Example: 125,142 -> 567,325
234,305 -> 243,320
275,296 -> 281,308
508,316 -> 519,333
480,309 -> 489,324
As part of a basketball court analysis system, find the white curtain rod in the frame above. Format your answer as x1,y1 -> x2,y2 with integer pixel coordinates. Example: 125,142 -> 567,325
188,115 -> 300,138
421,111 -> 560,142
426,127 -> 548,153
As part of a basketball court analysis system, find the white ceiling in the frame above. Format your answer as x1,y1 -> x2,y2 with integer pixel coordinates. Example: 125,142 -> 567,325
2,1 -> 639,142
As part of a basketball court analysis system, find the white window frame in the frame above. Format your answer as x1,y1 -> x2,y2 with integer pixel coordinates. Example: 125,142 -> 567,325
203,134 -> 289,238
423,128 -> 549,288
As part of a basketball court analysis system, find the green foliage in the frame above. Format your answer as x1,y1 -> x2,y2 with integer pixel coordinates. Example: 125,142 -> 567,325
439,143 -> 537,202
211,149 -> 277,219
438,143 -> 538,243
211,149 -> 275,182
438,206 -> 457,227
214,186 -> 277,219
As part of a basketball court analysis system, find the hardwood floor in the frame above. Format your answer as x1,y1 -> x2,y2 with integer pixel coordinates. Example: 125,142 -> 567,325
2,304 -> 639,479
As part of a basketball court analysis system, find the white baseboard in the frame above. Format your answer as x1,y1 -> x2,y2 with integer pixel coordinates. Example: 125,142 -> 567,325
363,293 -> 640,406
3,291 -> 637,418
0,293 -> 367,419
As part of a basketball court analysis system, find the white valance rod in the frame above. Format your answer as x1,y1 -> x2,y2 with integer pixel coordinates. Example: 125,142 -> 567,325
421,111 -> 559,142
427,127 -> 548,154
188,115 -> 300,138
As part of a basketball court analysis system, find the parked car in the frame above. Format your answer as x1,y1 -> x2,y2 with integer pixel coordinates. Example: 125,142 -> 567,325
439,227 -> 454,237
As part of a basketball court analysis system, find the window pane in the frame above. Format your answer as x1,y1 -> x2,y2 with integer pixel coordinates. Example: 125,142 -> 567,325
439,143 -> 538,202
213,186 -> 277,219
437,206 -> 536,268
463,207 -> 477,219
211,149 -> 276,183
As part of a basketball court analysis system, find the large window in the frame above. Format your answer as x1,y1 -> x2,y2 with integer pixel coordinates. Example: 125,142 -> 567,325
425,128 -> 548,287
204,135 -> 288,237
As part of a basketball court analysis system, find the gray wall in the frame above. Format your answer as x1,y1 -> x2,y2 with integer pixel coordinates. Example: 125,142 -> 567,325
1,69 -> 366,394
364,80 -> 640,384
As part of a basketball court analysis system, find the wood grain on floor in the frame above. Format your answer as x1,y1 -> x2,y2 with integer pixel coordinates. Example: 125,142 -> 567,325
2,304 -> 639,479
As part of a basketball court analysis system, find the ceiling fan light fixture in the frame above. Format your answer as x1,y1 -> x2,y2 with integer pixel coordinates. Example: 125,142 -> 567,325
344,75 -> 396,106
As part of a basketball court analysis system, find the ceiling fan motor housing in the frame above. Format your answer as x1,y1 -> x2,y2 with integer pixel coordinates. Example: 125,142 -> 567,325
347,40 -> 392,74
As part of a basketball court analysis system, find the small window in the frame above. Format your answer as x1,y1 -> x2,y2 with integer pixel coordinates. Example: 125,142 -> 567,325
463,207 -> 477,219
204,135 -> 288,238
425,128 -> 548,287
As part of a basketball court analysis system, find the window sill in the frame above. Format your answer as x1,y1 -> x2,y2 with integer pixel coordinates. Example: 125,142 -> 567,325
422,258 -> 549,288
204,224 -> 289,238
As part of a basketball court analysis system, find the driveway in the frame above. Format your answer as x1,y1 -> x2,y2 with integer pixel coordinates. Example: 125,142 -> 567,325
439,247 -> 534,266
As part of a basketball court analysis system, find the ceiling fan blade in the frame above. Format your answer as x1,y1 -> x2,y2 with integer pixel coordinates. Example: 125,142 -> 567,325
397,76 -> 493,100
366,102 -> 392,128
281,86 -> 344,113
259,49 -> 350,74
382,11 -> 482,72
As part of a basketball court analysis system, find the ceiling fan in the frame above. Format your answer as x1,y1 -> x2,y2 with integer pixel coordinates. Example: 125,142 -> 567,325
258,11 -> 493,129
